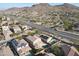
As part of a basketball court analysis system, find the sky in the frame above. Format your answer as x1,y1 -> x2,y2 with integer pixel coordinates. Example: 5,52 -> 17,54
0,3 -> 79,10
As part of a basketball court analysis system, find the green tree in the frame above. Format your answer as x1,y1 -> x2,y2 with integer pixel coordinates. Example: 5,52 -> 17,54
27,32 -> 35,36
50,45 -> 64,56
63,20 -> 73,31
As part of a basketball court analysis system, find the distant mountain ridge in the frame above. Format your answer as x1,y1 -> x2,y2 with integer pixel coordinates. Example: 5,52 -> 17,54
1,3 -> 79,16
4,3 -> 79,10
64,3 -> 79,9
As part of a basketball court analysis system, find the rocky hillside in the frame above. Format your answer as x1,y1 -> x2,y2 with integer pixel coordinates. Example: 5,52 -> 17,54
1,3 -> 79,31
2,3 -> 79,16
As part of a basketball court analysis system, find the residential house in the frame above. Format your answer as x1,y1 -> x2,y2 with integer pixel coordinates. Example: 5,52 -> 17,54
2,26 -> 12,40
13,25 -> 22,33
1,21 -> 7,26
2,16 -> 6,21
7,17 -> 10,21
73,22 -> 79,31
7,17 -> 13,25
21,25 -> 30,31
61,44 -> 79,56
40,34 -> 52,44
26,35 -> 46,49
10,39 -> 31,56
2,26 -> 12,35
13,20 -> 19,25
0,45 -> 14,56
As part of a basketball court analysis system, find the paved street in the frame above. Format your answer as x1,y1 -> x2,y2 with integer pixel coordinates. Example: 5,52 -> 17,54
25,22 -> 79,45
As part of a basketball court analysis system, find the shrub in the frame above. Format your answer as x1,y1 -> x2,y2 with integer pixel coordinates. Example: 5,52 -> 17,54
50,45 -> 64,56
63,20 -> 73,31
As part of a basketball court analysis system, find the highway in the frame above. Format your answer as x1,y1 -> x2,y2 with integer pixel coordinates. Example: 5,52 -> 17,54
25,22 -> 79,44
59,32 -> 79,40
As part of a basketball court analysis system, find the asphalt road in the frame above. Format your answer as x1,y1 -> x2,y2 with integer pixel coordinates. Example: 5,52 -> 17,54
25,22 -> 79,42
